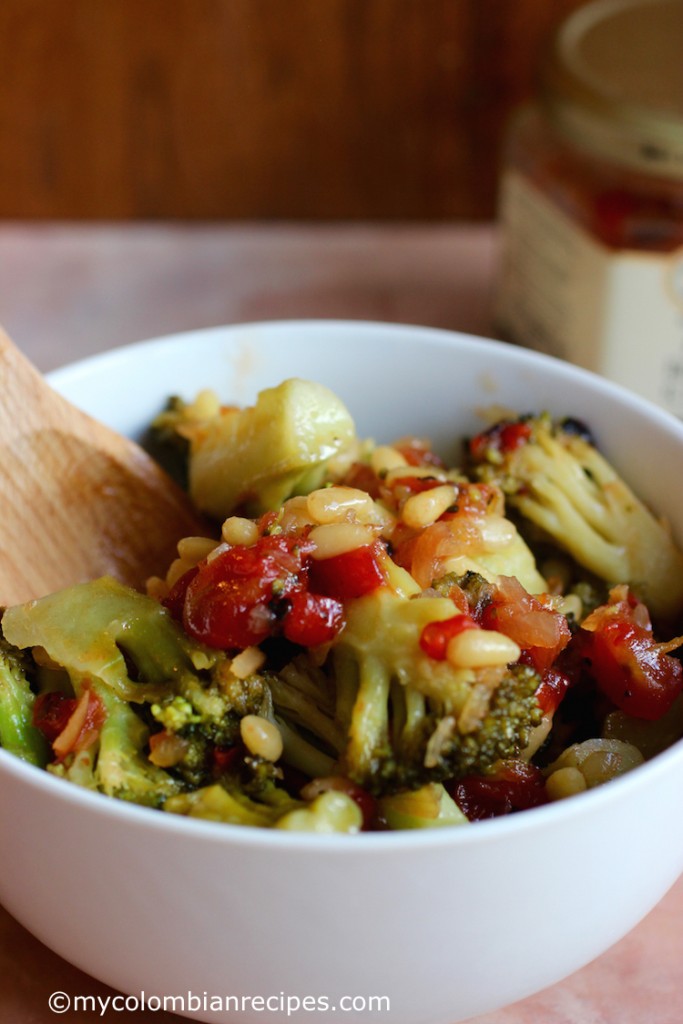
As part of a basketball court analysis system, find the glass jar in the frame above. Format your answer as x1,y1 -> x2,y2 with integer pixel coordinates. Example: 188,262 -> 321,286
496,0 -> 683,416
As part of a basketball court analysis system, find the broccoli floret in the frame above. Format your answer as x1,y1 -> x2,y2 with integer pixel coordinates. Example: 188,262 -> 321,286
166,781 -> 362,833
0,634 -> 49,766
434,570 -> 493,617
1,576 -> 208,704
148,664 -> 270,788
163,756 -> 302,828
155,378 -> 358,520
468,413 -> 683,622
151,694 -> 201,733
1,577 -> 268,797
270,588 -> 542,796
164,782 -> 294,827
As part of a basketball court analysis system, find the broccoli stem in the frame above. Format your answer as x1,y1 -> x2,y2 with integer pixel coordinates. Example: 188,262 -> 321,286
275,716 -> 338,779
268,670 -> 345,754
94,682 -> 180,805
345,653 -> 391,784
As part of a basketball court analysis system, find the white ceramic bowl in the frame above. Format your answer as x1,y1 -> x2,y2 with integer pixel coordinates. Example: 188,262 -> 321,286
2,320 -> 683,1024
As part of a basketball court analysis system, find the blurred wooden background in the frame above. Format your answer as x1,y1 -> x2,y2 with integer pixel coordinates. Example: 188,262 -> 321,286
0,0 -> 590,221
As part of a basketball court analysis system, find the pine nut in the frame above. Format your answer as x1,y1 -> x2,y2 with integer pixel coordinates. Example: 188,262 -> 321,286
240,715 -> 284,762
221,516 -> 260,547
166,557 -> 193,588
146,576 -> 170,601
446,628 -> 521,668
401,484 -> 457,530
177,536 -> 219,562
478,515 -> 517,551
230,646 -> 266,679
370,445 -> 408,475
555,593 -> 583,621
191,388 -> 222,419
278,496 -> 316,532
545,766 -> 588,801
309,522 -> 376,559
306,486 -> 376,524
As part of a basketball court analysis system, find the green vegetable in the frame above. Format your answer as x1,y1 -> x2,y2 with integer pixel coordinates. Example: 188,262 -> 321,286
1,576 -> 204,704
379,783 -> 468,829
469,413 -> 683,621
0,635 -> 48,766
95,683 -> 180,805
168,378 -> 357,519
1,577 -> 269,800
275,790 -> 363,833
165,782 -> 294,827
270,588 -> 543,796
165,782 -> 362,833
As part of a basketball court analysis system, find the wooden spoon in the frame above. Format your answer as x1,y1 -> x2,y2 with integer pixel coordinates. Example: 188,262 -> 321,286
0,327 -> 208,606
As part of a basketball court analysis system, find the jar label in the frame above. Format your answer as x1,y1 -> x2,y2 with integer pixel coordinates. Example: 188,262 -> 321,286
496,170 -> 683,417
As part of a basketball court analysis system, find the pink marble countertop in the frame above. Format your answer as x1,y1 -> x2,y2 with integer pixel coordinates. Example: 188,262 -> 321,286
0,221 -> 681,1024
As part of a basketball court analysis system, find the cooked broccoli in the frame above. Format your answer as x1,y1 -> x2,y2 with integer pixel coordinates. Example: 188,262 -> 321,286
1,577 -> 268,799
378,782 -> 469,829
2,576 -> 206,703
270,589 -> 543,796
275,790 -> 363,833
164,779 -> 363,833
164,780 -> 296,827
148,660 -> 271,788
37,671 -> 181,806
151,378 -> 358,520
145,394 -> 193,490
87,682 -> 181,806
0,634 -> 49,766
0,632 -> 180,805
468,413 -> 683,621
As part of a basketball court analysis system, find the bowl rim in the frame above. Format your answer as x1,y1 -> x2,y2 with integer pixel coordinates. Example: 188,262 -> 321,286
46,317 -> 683,485
44,317 -> 683,438
2,316 -> 680,852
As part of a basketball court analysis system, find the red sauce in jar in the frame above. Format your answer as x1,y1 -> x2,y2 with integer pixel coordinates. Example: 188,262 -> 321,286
496,0 -> 683,415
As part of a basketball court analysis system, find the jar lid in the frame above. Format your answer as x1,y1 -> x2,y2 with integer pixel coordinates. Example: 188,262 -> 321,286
541,0 -> 683,179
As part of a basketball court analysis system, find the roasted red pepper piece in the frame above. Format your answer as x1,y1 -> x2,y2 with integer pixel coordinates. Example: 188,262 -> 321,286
482,576 -> 571,674
468,420 -> 532,462
176,533 -> 347,650
282,590 -> 345,647
578,617 -> 683,720
451,760 -> 548,821
419,614 -> 479,661
309,542 -> 387,601
181,535 -> 310,649
33,691 -> 77,743
576,588 -> 683,721
533,667 -> 572,716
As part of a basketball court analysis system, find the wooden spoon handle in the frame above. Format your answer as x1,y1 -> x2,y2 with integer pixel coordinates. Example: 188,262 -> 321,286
0,328 -> 208,606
